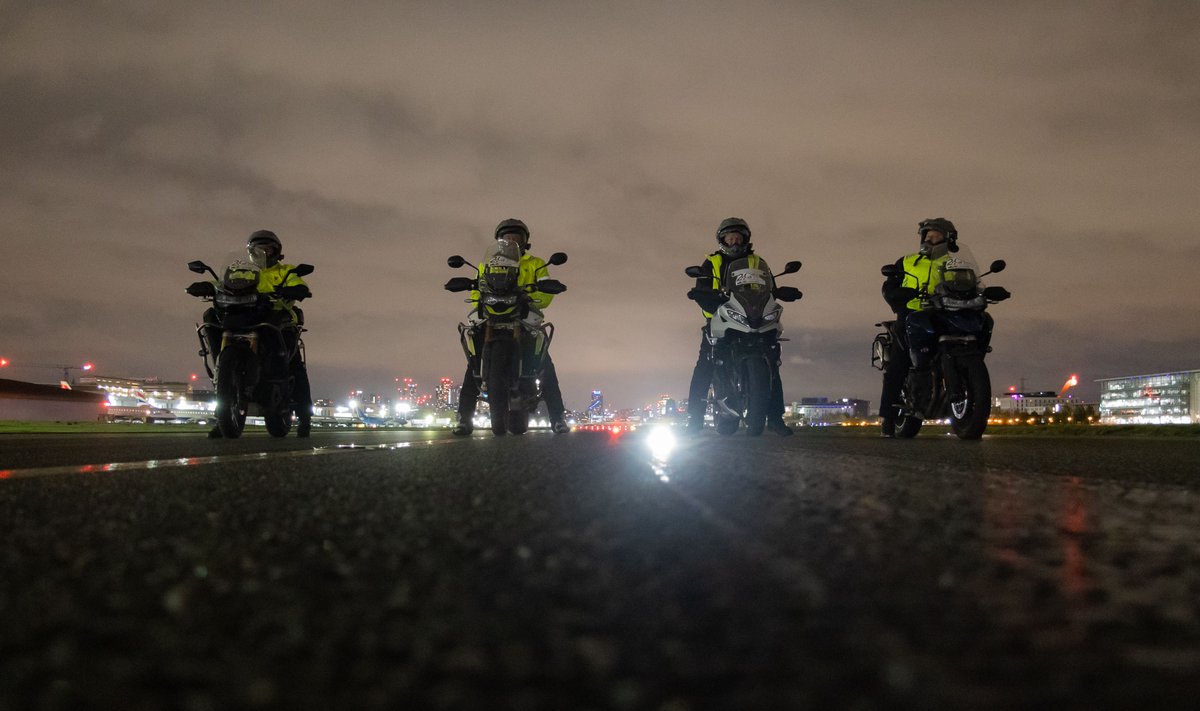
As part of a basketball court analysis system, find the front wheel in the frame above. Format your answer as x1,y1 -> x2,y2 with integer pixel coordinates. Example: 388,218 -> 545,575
265,411 -> 292,438
484,341 -> 512,436
743,358 -> 771,437
215,347 -> 248,439
950,356 -> 991,440
507,408 -> 529,435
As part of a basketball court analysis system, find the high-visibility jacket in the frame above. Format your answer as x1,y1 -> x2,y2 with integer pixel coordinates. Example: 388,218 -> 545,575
899,251 -> 949,312
694,251 -> 766,319
470,253 -> 555,316
257,262 -> 309,324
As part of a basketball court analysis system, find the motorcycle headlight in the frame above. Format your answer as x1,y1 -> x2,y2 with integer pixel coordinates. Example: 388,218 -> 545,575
215,292 -> 258,307
726,310 -> 749,326
484,294 -> 517,306
763,307 -> 781,323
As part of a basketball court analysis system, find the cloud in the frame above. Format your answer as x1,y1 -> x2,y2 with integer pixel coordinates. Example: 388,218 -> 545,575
1,1 -> 1198,408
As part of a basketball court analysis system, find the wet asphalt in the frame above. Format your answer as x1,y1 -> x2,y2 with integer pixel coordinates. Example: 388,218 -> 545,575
1,428 -> 1199,710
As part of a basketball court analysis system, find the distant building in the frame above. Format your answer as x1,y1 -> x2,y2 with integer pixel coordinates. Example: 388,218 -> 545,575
1097,370 -> 1200,424
992,391 -> 1088,415
436,378 -> 456,410
792,397 -> 870,424
75,375 -> 211,421
587,389 -> 603,416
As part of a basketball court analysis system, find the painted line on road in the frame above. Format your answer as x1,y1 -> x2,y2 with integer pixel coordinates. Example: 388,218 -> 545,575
0,439 -> 465,481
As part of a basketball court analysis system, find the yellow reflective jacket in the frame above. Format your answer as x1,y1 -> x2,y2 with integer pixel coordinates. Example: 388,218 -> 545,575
900,251 -> 949,312
470,253 -> 555,316
257,262 -> 308,324
695,252 -> 765,319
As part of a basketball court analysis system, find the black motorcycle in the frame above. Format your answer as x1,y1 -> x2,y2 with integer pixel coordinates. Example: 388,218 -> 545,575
873,257 -> 1010,439
685,258 -> 802,435
445,241 -> 566,435
187,258 -> 313,439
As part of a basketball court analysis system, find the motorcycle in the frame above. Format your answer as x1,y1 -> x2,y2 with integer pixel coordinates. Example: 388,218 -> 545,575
872,253 -> 1011,440
186,257 -> 313,439
445,240 -> 567,435
685,257 -> 803,435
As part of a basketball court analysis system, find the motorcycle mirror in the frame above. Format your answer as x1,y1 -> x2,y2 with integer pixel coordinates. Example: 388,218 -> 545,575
444,277 -> 476,293
780,261 -> 802,275
293,264 -> 315,277
548,252 -> 568,266
447,255 -> 467,269
685,266 -> 705,278
881,264 -> 902,278
988,259 -> 1006,274
188,260 -> 211,275
536,279 -> 567,295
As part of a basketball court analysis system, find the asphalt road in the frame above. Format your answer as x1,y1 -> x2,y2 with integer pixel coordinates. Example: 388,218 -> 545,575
2,427 -> 1200,710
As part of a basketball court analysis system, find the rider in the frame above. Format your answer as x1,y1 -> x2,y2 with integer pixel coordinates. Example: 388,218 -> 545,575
190,230 -> 313,438
685,217 -> 793,436
453,218 -> 570,436
878,217 -> 956,437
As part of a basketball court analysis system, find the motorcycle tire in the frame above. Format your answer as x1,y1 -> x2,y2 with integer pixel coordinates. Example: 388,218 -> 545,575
507,409 -> 529,435
265,411 -> 292,438
215,347 -> 248,439
743,358 -> 771,437
485,341 -> 511,436
895,375 -> 923,439
950,356 -> 991,440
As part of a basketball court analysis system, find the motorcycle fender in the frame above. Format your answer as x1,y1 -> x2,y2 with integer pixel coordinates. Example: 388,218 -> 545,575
940,340 -> 984,359
221,331 -> 258,354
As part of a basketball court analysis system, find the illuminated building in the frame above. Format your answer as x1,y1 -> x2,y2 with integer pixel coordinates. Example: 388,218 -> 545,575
991,391 -> 1082,415
436,377 -> 456,410
793,397 -> 869,424
588,389 -> 603,415
1097,370 -> 1200,424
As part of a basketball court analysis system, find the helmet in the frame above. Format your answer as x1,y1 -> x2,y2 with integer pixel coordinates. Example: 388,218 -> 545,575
247,229 -> 283,268
918,217 -> 958,252
494,218 -> 530,251
716,217 -> 752,258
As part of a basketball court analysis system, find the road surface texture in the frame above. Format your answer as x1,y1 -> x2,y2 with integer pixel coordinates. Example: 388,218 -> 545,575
2,428 -> 1199,709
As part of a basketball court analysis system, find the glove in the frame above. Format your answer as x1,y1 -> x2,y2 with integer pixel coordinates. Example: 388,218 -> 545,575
186,281 -> 215,297
687,288 -> 727,314
277,285 -> 311,300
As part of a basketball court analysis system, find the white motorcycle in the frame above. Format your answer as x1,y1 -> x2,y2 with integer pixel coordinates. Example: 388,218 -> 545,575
686,257 -> 802,435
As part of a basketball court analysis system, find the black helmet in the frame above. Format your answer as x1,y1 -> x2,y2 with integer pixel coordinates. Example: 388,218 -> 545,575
716,217 -> 752,258
916,216 -> 955,249
494,218 -> 530,251
247,229 -> 283,267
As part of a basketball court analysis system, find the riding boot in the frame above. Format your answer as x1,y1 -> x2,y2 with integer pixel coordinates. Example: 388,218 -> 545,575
767,418 -> 794,436
297,416 -> 311,438
452,414 -> 473,436
207,425 -> 223,439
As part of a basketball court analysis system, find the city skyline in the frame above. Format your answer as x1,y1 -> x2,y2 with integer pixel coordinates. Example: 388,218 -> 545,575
2,3 -> 1199,407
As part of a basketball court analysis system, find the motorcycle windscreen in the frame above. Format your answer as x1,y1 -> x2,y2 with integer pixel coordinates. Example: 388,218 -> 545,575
725,257 -> 774,322
481,239 -> 522,294
214,254 -> 262,308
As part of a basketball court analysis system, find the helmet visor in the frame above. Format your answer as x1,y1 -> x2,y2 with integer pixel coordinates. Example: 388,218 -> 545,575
248,245 -> 278,268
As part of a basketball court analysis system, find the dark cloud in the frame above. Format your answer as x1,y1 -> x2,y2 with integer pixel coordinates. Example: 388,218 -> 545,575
1,1 -> 1198,409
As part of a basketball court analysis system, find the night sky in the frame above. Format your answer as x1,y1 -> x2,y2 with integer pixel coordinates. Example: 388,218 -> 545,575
2,1 -> 1198,409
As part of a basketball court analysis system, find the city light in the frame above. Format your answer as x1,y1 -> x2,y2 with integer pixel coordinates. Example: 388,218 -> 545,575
0,357 -> 9,367
82,362 -> 94,371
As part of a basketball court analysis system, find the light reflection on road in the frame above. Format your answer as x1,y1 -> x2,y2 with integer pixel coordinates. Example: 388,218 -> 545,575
0,437 -> 462,480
